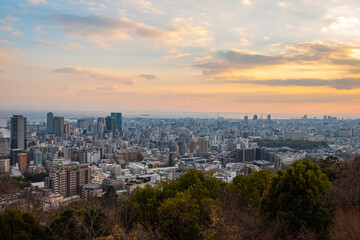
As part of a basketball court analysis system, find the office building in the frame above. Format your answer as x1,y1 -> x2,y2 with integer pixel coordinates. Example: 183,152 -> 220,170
64,123 -> 70,136
111,112 -> 122,131
199,139 -> 209,153
253,115 -> 258,121
105,116 -> 117,135
47,112 -> 54,134
34,149 -> 42,166
17,153 -> 27,174
11,115 -> 27,150
189,140 -> 197,153
45,163 -> 90,197
53,116 -> 64,137
0,138 -> 9,155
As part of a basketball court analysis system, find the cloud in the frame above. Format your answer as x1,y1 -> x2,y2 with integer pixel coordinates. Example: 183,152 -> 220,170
96,85 -> 118,91
321,16 -> 360,39
28,0 -> 47,5
50,14 -> 209,47
139,74 -> 156,79
227,78 -> 360,90
122,0 -> 163,14
35,25 -> 47,33
0,39 -> 12,45
193,55 -> 212,61
0,26 -> 23,36
0,15 -> 21,24
52,67 -> 136,85
0,48 -> 15,71
164,53 -> 191,59
0,26 -> 14,32
193,42 -> 360,75
36,39 -> 83,49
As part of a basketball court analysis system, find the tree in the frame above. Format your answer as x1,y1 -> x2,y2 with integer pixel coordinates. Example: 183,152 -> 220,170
158,192 -> 201,240
260,159 -> 334,235
232,169 -> 273,208
103,185 -> 118,200
0,208 -> 45,240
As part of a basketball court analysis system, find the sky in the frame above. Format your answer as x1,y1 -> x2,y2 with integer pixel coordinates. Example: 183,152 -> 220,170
0,0 -> 360,116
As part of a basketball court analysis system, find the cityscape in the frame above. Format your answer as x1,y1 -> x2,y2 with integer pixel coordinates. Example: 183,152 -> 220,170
1,0 -> 360,239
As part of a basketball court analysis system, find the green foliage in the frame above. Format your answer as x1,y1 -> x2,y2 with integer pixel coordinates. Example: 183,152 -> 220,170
232,169 -> 273,208
255,139 -> 328,150
260,159 -> 334,235
120,168 -> 220,236
23,172 -> 49,182
0,208 -> 45,240
158,192 -> 201,240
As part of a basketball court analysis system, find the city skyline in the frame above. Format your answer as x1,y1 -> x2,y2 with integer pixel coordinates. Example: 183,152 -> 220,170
1,0 -> 360,114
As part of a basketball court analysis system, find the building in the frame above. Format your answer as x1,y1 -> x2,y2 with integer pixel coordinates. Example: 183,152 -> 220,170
64,123 -> 70,136
230,147 -> 275,163
10,149 -> 23,165
199,139 -> 209,153
47,112 -> 54,134
11,115 -> 27,150
34,149 -> 42,166
77,118 -> 94,130
0,159 -> 10,174
267,114 -> 271,122
253,115 -> 258,121
45,163 -> 90,197
284,131 -> 309,140
244,115 -> 249,123
111,112 -> 122,131
0,138 -> 9,155
17,153 -> 27,174
53,116 -> 64,137
189,140 -> 197,153
105,116 -> 117,135
82,183 -> 102,199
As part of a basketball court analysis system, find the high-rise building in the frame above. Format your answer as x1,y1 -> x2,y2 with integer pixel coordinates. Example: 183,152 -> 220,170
10,149 -> 23,165
17,153 -> 27,173
244,115 -> 249,123
199,139 -> 209,153
53,116 -> 64,137
34,149 -> 42,166
253,115 -> 258,121
45,163 -> 90,197
11,115 -> 27,151
111,112 -> 122,131
0,138 -> 9,155
64,123 -> 70,136
189,140 -> 197,153
267,114 -> 271,121
47,112 -> 54,134
105,116 -> 117,135
96,118 -> 105,138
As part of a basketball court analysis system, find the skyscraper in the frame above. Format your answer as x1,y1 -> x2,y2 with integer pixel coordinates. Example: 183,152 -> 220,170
47,112 -> 54,134
11,115 -> 27,150
106,116 -> 117,135
111,112 -> 122,131
53,116 -> 64,137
